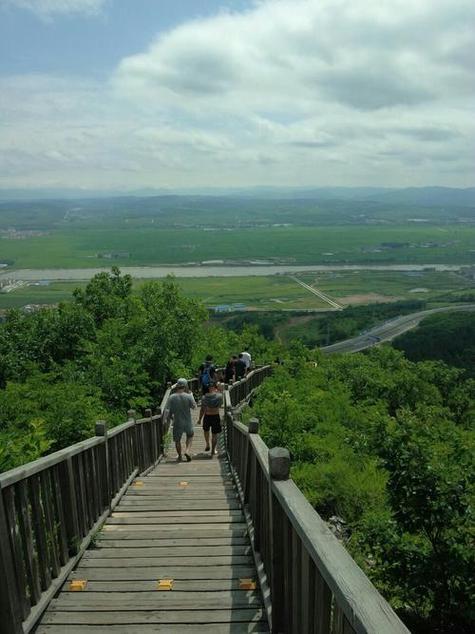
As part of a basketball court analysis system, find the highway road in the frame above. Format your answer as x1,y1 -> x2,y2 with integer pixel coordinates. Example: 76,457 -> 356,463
321,304 -> 475,354
290,276 -> 343,310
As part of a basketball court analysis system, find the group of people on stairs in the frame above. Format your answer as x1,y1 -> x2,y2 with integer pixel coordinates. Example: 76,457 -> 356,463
165,351 -> 252,462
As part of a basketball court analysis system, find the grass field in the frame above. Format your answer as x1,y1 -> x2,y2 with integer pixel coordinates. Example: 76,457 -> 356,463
173,276 -> 329,310
0,282 -> 85,310
296,270 -> 474,304
0,277 -> 329,311
1,224 -> 475,269
1,271 -> 472,312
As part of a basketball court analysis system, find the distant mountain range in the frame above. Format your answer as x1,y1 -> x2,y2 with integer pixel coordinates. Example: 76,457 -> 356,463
0,186 -> 474,207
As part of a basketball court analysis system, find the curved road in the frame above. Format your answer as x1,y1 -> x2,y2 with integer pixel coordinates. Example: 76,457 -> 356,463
321,304 -> 475,354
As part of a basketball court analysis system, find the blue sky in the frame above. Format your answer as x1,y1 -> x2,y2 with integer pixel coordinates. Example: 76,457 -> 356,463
0,0 -> 474,191
0,1 -> 253,77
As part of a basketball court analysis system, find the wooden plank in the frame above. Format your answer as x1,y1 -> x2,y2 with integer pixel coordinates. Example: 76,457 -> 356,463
83,545 -> 252,558
145,475 -> 233,480
111,509 -> 243,517
96,537 -> 249,547
64,579 -> 259,592
71,566 -> 258,581
102,522 -> 247,530
50,591 -> 262,609
39,611 -> 269,629
106,516 -> 243,525
78,555 -> 254,567
127,487 -> 235,493
99,528 -> 249,538
115,500 -> 240,509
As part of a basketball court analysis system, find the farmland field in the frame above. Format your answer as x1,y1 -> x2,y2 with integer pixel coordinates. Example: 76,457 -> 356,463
1,224 -> 475,269
1,270 -> 473,312
295,269 -> 474,304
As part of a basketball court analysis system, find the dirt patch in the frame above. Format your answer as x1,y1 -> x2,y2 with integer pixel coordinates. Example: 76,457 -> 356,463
338,293 -> 402,305
285,315 -> 316,327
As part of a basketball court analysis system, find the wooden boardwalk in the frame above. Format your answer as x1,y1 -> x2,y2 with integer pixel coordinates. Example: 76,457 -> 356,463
36,410 -> 269,634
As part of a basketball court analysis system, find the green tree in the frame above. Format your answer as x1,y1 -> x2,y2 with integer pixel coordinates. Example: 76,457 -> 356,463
73,266 -> 133,326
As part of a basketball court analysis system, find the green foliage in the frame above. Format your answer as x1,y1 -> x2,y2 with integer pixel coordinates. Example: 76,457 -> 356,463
251,347 -> 475,632
0,372 -> 106,455
139,278 -> 208,383
0,418 -> 51,472
73,266 -> 134,326
0,269 -> 279,474
393,312 -> 475,377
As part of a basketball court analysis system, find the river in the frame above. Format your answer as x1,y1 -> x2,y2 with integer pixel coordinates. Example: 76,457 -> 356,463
0,264 -> 466,281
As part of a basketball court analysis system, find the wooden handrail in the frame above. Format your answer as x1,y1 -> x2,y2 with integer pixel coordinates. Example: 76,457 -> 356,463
223,382 -> 411,634
0,363 -> 275,634
0,403 -> 166,634
0,365 -> 267,634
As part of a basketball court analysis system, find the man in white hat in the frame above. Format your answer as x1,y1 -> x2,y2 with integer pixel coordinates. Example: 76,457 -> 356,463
166,378 -> 196,462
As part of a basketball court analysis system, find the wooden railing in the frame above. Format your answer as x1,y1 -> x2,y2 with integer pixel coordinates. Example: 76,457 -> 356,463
224,378 -> 411,634
0,367 -> 263,634
0,363 -> 410,634
0,404 -> 168,634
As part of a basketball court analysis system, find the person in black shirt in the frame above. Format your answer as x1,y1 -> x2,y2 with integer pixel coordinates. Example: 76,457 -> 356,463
234,355 -> 246,380
224,355 -> 237,383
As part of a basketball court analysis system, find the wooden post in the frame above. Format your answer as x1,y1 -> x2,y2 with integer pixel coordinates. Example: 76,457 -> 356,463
145,408 -> 155,465
0,493 -> 23,634
248,418 -> 259,434
245,418 -> 259,503
128,409 -> 139,470
269,447 -> 290,634
156,408 -> 164,455
95,421 -> 110,511
58,457 -> 80,556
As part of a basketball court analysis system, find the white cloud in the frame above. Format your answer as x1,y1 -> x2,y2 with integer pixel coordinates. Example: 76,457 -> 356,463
0,0 -> 107,17
0,0 -> 474,189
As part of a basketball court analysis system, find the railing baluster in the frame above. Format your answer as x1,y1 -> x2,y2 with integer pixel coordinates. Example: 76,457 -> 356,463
29,474 -> 51,591
75,453 -> 88,538
51,465 -> 68,565
58,457 -> 80,555
95,421 -> 110,512
16,480 -> 41,605
0,491 -> 23,633
39,470 -> 60,578
292,529 -> 302,633
3,486 -> 30,620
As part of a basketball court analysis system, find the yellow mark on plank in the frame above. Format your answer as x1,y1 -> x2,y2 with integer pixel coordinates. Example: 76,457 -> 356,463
132,481 -> 144,487
157,579 -> 174,591
69,580 -> 87,591
239,578 -> 256,590
178,481 -> 189,488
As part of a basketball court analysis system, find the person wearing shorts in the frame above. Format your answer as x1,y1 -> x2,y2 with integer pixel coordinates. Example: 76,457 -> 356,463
166,378 -> 196,462
198,382 -> 223,457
